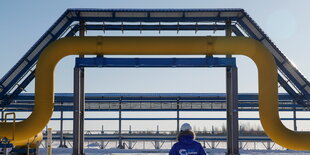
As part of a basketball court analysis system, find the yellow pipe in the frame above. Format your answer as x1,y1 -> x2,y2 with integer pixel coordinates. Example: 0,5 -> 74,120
0,36 -> 309,150
4,112 -> 16,141
13,132 -> 43,148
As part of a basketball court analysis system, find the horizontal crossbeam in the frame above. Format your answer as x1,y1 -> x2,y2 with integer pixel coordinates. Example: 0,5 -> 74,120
76,57 -> 236,68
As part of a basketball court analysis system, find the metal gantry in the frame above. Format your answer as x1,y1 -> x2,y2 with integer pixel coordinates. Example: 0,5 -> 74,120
0,9 -> 309,107
74,55 -> 238,154
1,8 -> 310,154
4,93 -> 304,112
1,93 -> 306,153
39,129 -> 275,150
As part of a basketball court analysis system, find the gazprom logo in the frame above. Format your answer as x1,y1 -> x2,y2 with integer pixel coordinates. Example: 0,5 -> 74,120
179,149 -> 187,155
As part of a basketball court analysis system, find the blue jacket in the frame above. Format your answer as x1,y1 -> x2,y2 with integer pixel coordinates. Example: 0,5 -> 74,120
169,132 -> 206,155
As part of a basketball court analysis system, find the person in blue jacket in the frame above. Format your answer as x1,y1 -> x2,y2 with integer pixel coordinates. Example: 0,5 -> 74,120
169,123 -> 206,155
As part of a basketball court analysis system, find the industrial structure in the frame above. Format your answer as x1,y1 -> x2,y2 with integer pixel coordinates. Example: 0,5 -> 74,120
0,8 -> 310,155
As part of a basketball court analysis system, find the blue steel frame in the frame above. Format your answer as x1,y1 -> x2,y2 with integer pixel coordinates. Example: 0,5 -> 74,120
45,136 -> 271,142
66,24 -> 245,37
75,57 -> 236,68
1,8 -> 309,108
6,92 -> 299,112
3,92 -> 299,113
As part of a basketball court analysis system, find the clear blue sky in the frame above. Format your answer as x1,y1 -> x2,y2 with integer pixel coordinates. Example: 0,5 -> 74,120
1,0 -> 310,131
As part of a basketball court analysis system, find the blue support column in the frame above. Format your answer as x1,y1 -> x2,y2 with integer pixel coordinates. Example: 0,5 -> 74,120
73,67 -> 81,155
73,21 -> 85,155
118,97 -> 124,149
226,66 -> 239,155
79,21 -> 85,155
59,102 -> 67,148
293,100 -> 297,131
177,97 -> 180,133
226,20 -> 239,155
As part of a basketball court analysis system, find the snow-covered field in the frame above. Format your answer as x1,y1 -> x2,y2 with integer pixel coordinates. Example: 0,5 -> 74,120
39,148 -> 310,155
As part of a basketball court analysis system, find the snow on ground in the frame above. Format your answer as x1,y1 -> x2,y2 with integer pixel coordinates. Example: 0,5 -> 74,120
39,148 -> 310,155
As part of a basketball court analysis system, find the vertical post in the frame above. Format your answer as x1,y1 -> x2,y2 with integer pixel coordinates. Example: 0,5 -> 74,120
226,67 -> 239,155
59,102 -> 64,148
27,142 -> 30,155
1,108 -> 5,122
293,100 -> 297,131
79,21 -> 85,155
79,66 -> 85,154
226,20 -> 232,154
100,125 -> 104,149
157,125 -> 159,134
3,147 -> 8,155
45,126 -> 48,149
47,128 -> 52,155
155,141 -> 160,149
155,125 -> 160,149
267,141 -> 271,150
239,126 -> 242,149
118,97 -> 123,149
128,125 -> 132,149
211,126 -> 215,149
36,141 -> 40,155
226,20 -> 239,155
73,67 -> 81,155
177,97 -> 180,133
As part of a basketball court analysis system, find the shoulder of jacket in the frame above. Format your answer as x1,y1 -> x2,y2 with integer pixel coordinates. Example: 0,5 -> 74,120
192,140 -> 202,145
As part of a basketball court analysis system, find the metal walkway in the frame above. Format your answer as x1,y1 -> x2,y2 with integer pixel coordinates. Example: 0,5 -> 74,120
48,133 -> 271,142
3,93 -> 303,112
0,9 -> 309,106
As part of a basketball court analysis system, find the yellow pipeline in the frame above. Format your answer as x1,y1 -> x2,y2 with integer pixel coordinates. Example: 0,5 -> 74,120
13,132 -> 43,148
0,36 -> 309,150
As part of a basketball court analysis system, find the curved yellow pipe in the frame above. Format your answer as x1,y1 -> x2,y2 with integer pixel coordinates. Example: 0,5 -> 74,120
13,132 -> 43,148
0,36 -> 309,150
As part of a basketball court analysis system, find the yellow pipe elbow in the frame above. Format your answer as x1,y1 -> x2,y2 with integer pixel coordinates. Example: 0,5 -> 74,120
0,36 -> 308,150
13,132 -> 43,148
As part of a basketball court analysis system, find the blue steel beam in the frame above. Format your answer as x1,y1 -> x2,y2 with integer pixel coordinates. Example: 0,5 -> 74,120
6,103 -> 303,109
13,93 -> 294,101
70,8 -> 243,22
2,108 -> 307,112
69,8 -> 244,12
1,8 -> 309,109
45,134 -> 271,141
12,100 -> 295,104
66,24 -> 244,37
86,24 -> 228,31
278,75 -> 306,105
1,70 -> 36,106
76,57 -> 236,68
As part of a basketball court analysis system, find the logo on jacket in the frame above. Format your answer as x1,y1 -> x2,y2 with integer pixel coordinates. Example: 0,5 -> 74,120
179,149 -> 187,155
179,149 -> 198,155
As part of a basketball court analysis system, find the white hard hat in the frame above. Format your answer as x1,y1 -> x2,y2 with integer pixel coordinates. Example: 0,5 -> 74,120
180,123 -> 192,131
